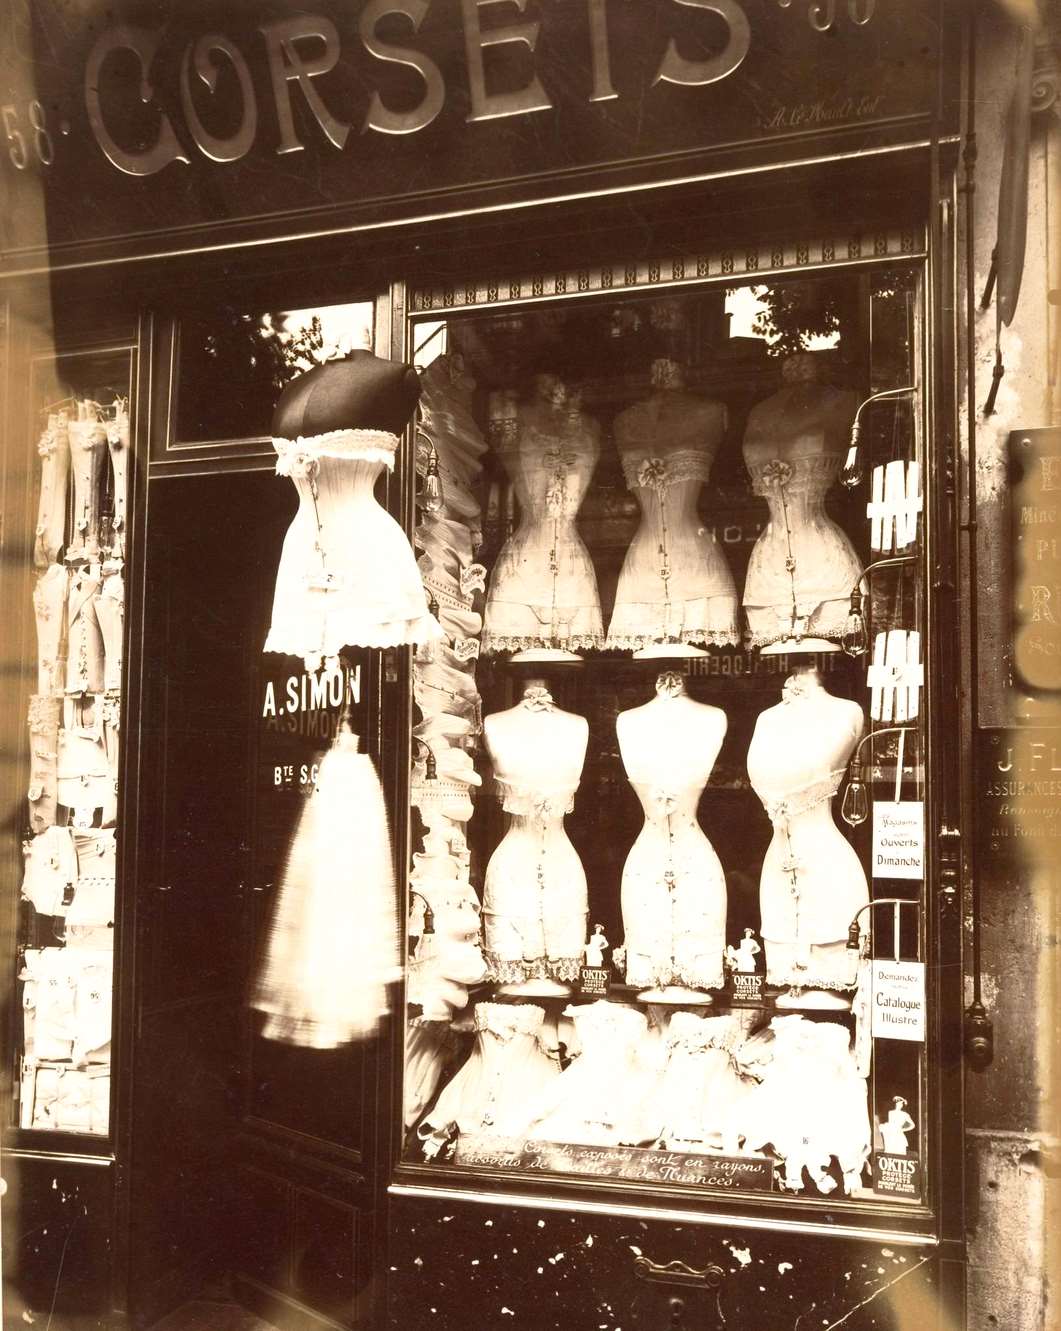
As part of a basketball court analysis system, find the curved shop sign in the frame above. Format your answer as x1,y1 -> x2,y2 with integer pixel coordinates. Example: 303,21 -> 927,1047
2,0 -> 946,261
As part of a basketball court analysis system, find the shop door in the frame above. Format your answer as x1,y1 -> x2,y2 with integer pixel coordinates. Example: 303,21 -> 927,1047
132,468 -> 381,1330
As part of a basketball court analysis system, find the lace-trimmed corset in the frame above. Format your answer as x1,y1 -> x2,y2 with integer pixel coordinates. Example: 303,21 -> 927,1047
760,769 -> 846,828
67,416 -> 108,560
748,452 -> 843,501
622,449 -> 714,492
567,1001 -> 648,1044
495,777 -> 577,820
272,428 -> 399,478
474,1001 -> 546,1040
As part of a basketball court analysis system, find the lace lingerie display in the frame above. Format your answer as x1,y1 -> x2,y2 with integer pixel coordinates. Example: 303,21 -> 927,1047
18,389 -> 129,1136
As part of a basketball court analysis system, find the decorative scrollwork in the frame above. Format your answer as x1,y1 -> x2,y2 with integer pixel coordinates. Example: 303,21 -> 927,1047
809,0 -> 836,31
1031,39 -> 1059,117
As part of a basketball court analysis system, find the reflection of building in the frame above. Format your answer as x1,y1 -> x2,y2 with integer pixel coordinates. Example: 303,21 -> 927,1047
0,4 -> 1055,1330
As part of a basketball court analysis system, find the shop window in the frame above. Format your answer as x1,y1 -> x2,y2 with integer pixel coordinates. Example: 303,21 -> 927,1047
398,258 -> 930,1219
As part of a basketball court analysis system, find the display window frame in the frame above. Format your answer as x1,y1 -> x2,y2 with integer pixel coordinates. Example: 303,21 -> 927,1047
385,218 -> 960,1246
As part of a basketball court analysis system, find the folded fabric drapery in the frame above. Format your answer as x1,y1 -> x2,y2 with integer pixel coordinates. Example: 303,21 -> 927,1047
251,729 -> 399,1048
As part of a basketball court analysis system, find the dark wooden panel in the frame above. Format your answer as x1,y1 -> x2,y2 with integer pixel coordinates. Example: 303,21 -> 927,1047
1,1155 -> 113,1323
387,1193 -> 946,1331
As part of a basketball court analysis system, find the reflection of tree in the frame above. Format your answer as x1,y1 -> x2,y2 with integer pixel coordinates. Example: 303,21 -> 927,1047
187,311 -> 327,440
752,277 -> 849,356
752,270 -> 917,360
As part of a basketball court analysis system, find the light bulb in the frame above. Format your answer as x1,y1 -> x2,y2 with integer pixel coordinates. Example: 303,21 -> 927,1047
839,420 -> 864,489
841,767 -> 869,827
842,589 -> 869,657
421,448 -> 445,513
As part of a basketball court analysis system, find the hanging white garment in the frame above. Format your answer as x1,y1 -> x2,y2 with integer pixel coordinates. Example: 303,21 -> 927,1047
264,430 -> 442,671
251,731 -> 399,1048
648,1013 -> 757,1154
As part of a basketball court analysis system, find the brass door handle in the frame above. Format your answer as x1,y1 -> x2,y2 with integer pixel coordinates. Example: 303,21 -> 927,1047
632,1257 -> 725,1289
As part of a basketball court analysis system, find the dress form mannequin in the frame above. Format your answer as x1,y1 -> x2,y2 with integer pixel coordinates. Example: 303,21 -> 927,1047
482,678 -> 589,992
746,663 -> 866,1005
607,358 -> 738,654
264,349 -> 441,671
482,375 -> 603,659
742,354 -> 861,651
617,670 -> 727,1000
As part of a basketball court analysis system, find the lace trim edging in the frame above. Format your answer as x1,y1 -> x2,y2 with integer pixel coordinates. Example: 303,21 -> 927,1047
483,953 -> 583,984
273,428 -> 399,469
481,633 -> 605,655
603,629 -> 741,652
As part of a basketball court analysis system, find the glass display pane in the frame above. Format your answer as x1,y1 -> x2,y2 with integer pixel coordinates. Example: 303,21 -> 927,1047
401,265 -> 927,1207
176,301 -> 375,443
14,347 -> 134,1137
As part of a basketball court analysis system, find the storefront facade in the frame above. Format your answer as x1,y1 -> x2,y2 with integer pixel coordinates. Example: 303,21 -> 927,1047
0,3 -> 1055,1329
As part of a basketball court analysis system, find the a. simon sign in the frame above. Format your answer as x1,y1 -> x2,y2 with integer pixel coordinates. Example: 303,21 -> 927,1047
1,0 -> 950,267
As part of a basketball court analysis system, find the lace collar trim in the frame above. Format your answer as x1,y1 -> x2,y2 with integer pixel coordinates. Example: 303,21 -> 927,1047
273,428 -> 400,474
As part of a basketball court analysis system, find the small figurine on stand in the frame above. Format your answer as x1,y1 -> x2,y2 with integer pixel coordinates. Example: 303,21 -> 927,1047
585,924 -> 609,969
880,1096 -> 915,1155
579,923 -> 611,997
725,927 -> 765,1004
726,928 -> 762,974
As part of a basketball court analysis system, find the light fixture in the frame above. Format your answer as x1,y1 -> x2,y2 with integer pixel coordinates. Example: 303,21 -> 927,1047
839,724 -> 917,828
841,760 -> 870,826
408,890 -> 435,936
421,443 -> 445,513
842,586 -> 869,657
839,385 -> 918,490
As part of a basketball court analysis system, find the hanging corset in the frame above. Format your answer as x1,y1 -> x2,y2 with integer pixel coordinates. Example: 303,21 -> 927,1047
94,567 -> 124,693
34,414 -> 70,568
33,564 -> 69,696
66,569 -> 105,696
105,406 -> 131,560
67,413 -> 107,563
27,694 -> 62,833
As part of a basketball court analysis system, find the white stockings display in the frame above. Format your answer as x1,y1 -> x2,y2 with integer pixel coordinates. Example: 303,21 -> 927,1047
618,672 -> 727,993
607,359 -> 739,650
264,430 -> 442,671
747,667 -> 867,993
482,376 -> 603,653
742,354 -> 862,647
481,684 -> 589,984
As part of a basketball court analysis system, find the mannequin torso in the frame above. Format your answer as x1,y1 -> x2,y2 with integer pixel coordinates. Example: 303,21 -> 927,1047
481,682 -> 589,984
742,356 -> 861,647
608,363 -> 738,649
617,672 -> 727,993
483,377 -> 603,653
747,666 -> 867,991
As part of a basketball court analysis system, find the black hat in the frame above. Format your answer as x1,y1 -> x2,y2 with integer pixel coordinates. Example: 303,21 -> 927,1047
272,348 -> 421,440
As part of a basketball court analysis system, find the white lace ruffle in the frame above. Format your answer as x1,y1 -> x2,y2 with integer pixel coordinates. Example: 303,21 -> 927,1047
483,953 -> 583,985
604,628 -> 740,652
273,428 -> 399,475
765,967 -> 858,993
263,606 -> 442,669
480,632 -> 605,655
625,960 -> 724,992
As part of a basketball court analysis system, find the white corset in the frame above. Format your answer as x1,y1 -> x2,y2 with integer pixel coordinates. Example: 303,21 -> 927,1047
264,429 -> 441,670
621,449 -> 714,491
